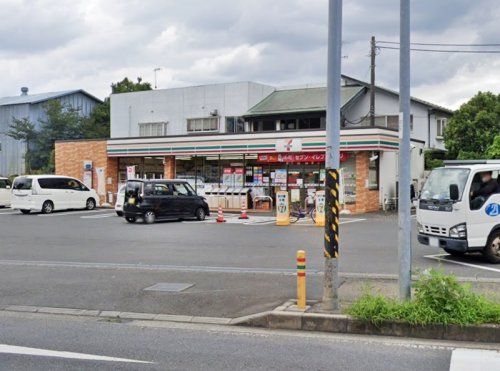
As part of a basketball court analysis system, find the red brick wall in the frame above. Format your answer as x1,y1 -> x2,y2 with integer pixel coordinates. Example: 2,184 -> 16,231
353,151 -> 380,213
55,140 -> 118,205
163,156 -> 175,179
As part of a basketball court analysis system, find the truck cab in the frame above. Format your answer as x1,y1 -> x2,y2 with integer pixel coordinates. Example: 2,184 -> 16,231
416,160 -> 500,263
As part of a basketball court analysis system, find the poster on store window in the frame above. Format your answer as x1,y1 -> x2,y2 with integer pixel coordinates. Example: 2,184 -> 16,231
126,166 -> 136,180
253,166 -> 263,185
234,168 -> 244,185
222,168 -> 234,186
275,169 -> 287,184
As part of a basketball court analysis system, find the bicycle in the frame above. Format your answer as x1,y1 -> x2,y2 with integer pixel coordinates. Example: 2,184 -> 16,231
290,202 -> 316,224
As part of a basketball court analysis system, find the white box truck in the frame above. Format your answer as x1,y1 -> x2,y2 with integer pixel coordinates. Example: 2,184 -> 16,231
416,160 -> 500,263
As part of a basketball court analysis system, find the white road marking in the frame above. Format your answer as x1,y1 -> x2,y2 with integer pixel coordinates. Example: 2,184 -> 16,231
424,254 -> 500,273
449,348 -> 500,371
0,211 -> 19,215
0,344 -> 153,364
81,213 -> 116,219
38,209 -> 110,217
190,216 -> 366,226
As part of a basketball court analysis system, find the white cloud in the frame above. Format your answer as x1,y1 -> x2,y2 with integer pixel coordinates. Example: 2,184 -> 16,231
0,0 -> 498,109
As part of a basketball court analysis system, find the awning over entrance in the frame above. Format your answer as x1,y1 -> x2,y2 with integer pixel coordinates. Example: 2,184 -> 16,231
107,128 -> 402,157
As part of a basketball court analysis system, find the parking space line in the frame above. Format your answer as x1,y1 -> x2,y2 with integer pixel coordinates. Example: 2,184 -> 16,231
81,213 -> 117,219
37,209 -> 111,217
424,254 -> 500,273
0,211 -> 18,215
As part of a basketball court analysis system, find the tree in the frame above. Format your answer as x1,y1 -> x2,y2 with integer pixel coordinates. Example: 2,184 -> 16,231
34,100 -> 84,171
444,91 -> 500,159
487,135 -> 500,159
6,117 -> 37,173
111,77 -> 152,94
81,77 -> 152,139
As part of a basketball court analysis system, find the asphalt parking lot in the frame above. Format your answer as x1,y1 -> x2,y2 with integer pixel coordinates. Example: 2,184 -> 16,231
0,207 -> 498,318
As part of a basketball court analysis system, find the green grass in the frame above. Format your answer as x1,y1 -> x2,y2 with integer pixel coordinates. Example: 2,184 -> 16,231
346,269 -> 500,326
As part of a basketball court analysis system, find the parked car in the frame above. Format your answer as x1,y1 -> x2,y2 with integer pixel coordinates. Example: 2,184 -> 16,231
11,175 -> 100,214
115,185 -> 126,216
0,177 -> 12,207
123,179 -> 209,224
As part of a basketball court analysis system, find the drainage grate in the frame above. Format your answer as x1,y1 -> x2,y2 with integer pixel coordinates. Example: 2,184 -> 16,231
143,283 -> 194,292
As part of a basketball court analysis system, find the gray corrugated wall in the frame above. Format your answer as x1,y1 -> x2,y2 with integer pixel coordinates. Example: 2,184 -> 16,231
0,92 -> 99,176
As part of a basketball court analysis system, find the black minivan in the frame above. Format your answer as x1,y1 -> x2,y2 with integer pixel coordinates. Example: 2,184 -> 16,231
123,179 -> 210,224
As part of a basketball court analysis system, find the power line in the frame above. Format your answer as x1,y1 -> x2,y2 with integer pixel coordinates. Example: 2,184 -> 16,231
377,41 -> 500,47
378,46 -> 500,53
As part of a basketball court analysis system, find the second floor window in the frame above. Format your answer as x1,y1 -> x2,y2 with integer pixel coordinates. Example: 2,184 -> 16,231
139,122 -> 167,137
187,117 -> 219,133
436,118 -> 447,137
226,117 -> 245,133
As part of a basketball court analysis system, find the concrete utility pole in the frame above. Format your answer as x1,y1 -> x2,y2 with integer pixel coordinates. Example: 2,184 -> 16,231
322,0 -> 342,311
398,0 -> 412,300
370,36 -> 376,126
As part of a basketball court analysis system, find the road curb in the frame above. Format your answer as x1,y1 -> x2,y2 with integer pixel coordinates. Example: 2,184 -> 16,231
234,305 -> 500,343
0,305 -> 231,325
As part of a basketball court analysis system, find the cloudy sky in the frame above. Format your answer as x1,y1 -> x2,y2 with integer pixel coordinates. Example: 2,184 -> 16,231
1,0 -> 499,109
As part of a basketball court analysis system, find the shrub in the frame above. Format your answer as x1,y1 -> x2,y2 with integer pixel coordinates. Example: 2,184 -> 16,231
347,269 -> 500,325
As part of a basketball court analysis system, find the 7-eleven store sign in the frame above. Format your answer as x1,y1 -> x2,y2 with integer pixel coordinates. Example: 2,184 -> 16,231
276,138 -> 302,152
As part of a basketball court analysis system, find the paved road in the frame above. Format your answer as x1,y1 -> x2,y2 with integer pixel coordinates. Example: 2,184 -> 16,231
0,208 -> 498,317
0,310 -> 488,371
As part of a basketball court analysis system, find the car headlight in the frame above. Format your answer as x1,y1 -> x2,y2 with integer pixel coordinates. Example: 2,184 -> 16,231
417,222 -> 424,233
449,223 -> 467,239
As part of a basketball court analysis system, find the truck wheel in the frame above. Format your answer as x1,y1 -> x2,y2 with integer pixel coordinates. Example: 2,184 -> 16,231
443,248 -> 465,257
484,231 -> 500,264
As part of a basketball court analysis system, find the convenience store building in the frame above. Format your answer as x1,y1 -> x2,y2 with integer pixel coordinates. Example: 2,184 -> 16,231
55,78 -> 450,213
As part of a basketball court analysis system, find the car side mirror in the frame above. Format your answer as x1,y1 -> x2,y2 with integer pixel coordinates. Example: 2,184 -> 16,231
449,184 -> 459,201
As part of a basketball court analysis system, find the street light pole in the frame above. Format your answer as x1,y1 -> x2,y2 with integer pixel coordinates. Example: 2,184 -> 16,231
154,67 -> 162,89
322,0 -> 342,311
398,0 -> 412,300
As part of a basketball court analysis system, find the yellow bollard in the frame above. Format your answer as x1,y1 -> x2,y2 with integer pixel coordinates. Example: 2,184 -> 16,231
296,250 -> 306,309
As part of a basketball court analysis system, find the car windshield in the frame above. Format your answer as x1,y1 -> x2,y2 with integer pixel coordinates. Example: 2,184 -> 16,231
420,168 -> 470,201
13,177 -> 33,190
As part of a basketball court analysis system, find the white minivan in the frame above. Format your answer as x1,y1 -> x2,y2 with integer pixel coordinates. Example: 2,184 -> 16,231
11,175 -> 100,214
0,177 -> 12,207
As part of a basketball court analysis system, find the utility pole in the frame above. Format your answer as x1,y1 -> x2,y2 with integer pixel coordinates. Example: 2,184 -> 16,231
322,0 -> 342,312
398,0 -> 412,300
370,36 -> 376,126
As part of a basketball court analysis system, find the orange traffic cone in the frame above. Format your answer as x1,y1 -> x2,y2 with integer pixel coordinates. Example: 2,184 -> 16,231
239,199 -> 249,219
216,205 -> 226,223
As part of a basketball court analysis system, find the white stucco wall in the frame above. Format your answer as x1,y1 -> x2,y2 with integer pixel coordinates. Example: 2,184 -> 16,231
110,82 -> 275,138
343,89 -> 450,150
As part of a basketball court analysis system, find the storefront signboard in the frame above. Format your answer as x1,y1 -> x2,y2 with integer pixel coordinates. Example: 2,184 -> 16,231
276,191 -> 290,226
290,188 -> 300,202
258,152 -> 350,164
315,190 -> 326,227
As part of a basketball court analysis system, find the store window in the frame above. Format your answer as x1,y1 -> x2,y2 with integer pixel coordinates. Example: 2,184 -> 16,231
280,119 -> 297,130
226,117 -> 246,133
341,154 -> 356,204
187,117 -> 219,132
139,122 -> 167,137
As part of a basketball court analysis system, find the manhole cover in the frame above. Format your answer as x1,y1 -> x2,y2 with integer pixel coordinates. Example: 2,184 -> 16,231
143,283 -> 194,292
